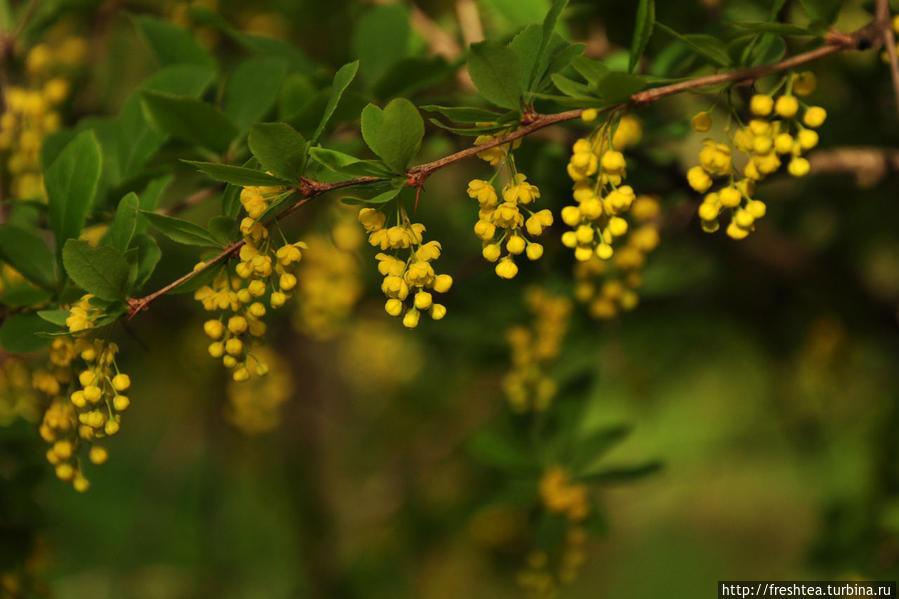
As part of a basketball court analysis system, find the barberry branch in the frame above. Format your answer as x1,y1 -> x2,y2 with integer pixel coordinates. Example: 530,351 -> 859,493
126,16 -> 883,318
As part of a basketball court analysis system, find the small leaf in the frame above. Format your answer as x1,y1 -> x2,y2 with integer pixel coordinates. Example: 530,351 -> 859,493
729,21 -> 814,36
420,105 -> 506,123
45,130 -> 102,252
101,193 -> 139,251
362,186 -> 403,205
141,212 -> 222,248
311,61 -> 359,144
0,313 -> 60,353
0,225 -> 56,289
628,0 -> 655,73
551,73 -> 596,98
466,431 -> 535,472
372,98 -> 424,173
248,122 -> 307,182
186,161 -> 291,187
222,57 -> 289,133
467,41 -> 522,110
360,103 -> 384,157
656,23 -> 731,67
132,234 -> 161,289
578,461 -> 663,484
571,425 -> 633,473
132,14 -> 215,68
140,91 -> 238,153
570,56 -> 609,87
308,147 -> 392,178
62,240 -> 130,301
37,309 -> 71,326
525,0 -> 570,89
207,216 -> 234,245
596,72 -> 648,104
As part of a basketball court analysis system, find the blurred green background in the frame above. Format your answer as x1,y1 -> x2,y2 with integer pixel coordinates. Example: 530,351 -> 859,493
1,0 -> 899,597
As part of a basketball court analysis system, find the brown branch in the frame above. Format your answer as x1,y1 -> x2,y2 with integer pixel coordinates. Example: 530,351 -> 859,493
127,17 -> 883,318
808,146 -> 899,186
876,0 -> 899,119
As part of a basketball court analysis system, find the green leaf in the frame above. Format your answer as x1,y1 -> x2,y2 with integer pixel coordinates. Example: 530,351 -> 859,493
311,61 -> 359,144
248,123 -> 307,183
0,313 -> 60,353
420,105 -> 506,123
467,41 -> 522,110
207,216 -> 234,246
360,103 -> 384,158
798,0 -> 841,25
508,24 -> 543,93
62,240 -> 130,301
101,193 -> 139,251
117,65 -> 216,181
140,91 -> 238,153
551,73 -> 596,98
526,0 -> 570,88
222,57 -> 289,133
578,461 -> 663,484
596,72 -> 648,104
141,212 -> 222,248
36,309 -> 70,326
362,186 -> 403,205
352,4 -> 410,87
186,161 -> 291,187
466,431 -> 535,472
656,23 -> 731,67
0,225 -> 56,289
628,0 -> 655,73
570,56 -> 609,87
570,425 -> 633,473
131,14 -> 215,68
728,21 -> 813,36
308,147 -> 392,178
372,98 -> 424,173
46,130 -> 102,252
132,234 -> 161,289
1,287 -> 53,307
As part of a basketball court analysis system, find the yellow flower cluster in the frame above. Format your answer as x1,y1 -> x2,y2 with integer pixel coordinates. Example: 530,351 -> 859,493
293,215 -> 363,340
196,184 -> 304,380
688,71 -> 824,240
38,336 -> 130,492
473,126 -> 522,165
518,466 -> 592,597
560,116 -> 643,263
225,347 -> 293,434
573,195 -> 661,319
517,528 -> 588,598
469,175 -> 552,279
0,358 -> 40,425
359,207 -> 452,328
503,288 -> 571,412
337,321 -> 424,391
65,294 -> 102,332
0,37 -> 85,201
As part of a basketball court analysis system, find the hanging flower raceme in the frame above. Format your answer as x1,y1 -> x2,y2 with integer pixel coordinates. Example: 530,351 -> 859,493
517,465 -> 590,598
0,34 -> 86,201
573,194 -> 661,320
688,71 -> 826,239
503,288 -> 572,412
469,174 -> 553,279
196,183 -> 304,381
36,298 -> 133,492
561,114 -> 644,265
359,206 -> 452,328
293,211 -> 364,340
225,347 -> 293,434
